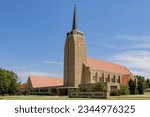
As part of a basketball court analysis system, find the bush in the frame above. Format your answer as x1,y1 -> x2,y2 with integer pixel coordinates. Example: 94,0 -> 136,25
22,90 -> 31,95
119,85 -> 129,95
79,87 -> 87,92
95,82 -> 106,91
110,90 -> 120,96
30,92 -> 50,95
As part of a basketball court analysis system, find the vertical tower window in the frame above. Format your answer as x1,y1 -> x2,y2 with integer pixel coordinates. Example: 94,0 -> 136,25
102,73 -> 105,82
112,75 -> 116,83
118,76 -> 121,83
108,74 -> 110,82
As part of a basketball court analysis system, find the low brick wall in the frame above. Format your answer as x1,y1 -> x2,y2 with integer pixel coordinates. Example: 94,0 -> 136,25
69,92 -> 107,98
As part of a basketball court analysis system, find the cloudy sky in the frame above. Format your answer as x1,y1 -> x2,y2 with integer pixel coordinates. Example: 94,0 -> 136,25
0,0 -> 150,82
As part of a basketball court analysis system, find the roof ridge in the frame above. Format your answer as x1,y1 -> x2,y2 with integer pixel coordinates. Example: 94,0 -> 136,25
87,57 -> 132,75
29,75 -> 63,79
87,57 -> 125,68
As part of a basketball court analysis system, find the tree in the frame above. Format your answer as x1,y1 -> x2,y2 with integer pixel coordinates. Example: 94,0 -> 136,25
135,75 -> 149,90
95,82 -> 106,91
128,79 -> 136,95
137,80 -> 144,94
145,79 -> 150,88
119,85 -> 129,95
0,68 -> 19,95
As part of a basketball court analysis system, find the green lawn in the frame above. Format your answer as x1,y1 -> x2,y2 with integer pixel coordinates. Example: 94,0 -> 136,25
0,95 -> 101,100
109,95 -> 150,100
0,92 -> 150,100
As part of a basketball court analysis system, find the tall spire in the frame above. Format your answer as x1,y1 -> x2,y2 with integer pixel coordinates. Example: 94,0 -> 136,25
72,4 -> 78,30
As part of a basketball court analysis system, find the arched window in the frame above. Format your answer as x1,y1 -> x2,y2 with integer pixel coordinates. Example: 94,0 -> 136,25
108,74 -> 110,82
102,73 -> 104,82
102,73 -> 104,78
118,76 -> 121,83
112,75 -> 116,83
95,72 -> 98,82
99,77 -> 102,82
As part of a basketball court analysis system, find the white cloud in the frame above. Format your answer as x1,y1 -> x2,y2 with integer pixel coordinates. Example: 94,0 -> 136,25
104,44 -> 150,50
126,44 -> 150,49
112,50 -> 150,78
41,60 -> 63,65
102,35 -> 150,50
5,60 -> 63,83
17,71 -> 63,83
114,35 -> 150,42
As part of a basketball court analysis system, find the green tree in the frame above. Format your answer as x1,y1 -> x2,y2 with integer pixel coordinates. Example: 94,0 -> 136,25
135,75 -> 149,90
0,68 -> 19,95
128,79 -> 136,95
119,85 -> 129,95
137,80 -> 144,94
145,79 -> 150,88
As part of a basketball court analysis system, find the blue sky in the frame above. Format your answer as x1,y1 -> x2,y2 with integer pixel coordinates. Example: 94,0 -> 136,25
0,0 -> 150,82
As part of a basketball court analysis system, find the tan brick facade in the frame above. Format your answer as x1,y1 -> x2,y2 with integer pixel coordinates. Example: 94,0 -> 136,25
64,30 -> 86,87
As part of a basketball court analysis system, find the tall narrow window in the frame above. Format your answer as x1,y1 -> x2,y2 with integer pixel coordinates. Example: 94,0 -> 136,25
118,76 -> 121,83
95,72 -> 98,82
108,74 -> 110,82
112,75 -> 116,83
99,77 -> 102,82
102,73 -> 104,82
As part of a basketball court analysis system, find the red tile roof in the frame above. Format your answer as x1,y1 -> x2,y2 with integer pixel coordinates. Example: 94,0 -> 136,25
28,76 -> 63,88
86,57 -> 132,75
122,74 -> 131,85
86,57 -> 133,85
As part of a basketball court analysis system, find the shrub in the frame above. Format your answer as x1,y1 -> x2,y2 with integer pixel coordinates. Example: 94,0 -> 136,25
30,92 -> 50,95
119,85 -> 129,95
22,90 -> 31,95
110,90 -> 120,96
95,82 -> 106,91
79,87 -> 87,92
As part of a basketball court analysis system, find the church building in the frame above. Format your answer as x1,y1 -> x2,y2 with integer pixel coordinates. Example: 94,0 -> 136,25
24,5 -> 134,95
63,5 -> 133,93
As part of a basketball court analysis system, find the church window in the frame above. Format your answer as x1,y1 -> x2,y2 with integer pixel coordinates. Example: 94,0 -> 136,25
51,88 -> 57,93
118,76 -> 121,83
106,78 -> 108,82
35,89 -> 39,92
102,73 -> 105,82
99,77 -> 102,82
95,72 -> 98,82
45,89 -> 48,92
112,75 -> 116,83
102,73 -> 104,78
108,74 -> 110,82
40,89 -> 44,92
111,86 -> 117,90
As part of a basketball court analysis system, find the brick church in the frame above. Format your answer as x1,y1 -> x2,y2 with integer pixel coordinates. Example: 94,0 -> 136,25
21,5 -> 134,95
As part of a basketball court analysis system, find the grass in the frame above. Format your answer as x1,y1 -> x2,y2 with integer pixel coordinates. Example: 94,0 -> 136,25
0,95 -> 100,100
109,95 -> 150,100
0,92 -> 150,100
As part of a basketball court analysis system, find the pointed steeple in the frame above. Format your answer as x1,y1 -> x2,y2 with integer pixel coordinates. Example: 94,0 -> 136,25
72,4 -> 78,30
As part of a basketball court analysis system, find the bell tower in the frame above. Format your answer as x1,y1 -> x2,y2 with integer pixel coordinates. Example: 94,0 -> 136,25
64,4 -> 87,87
